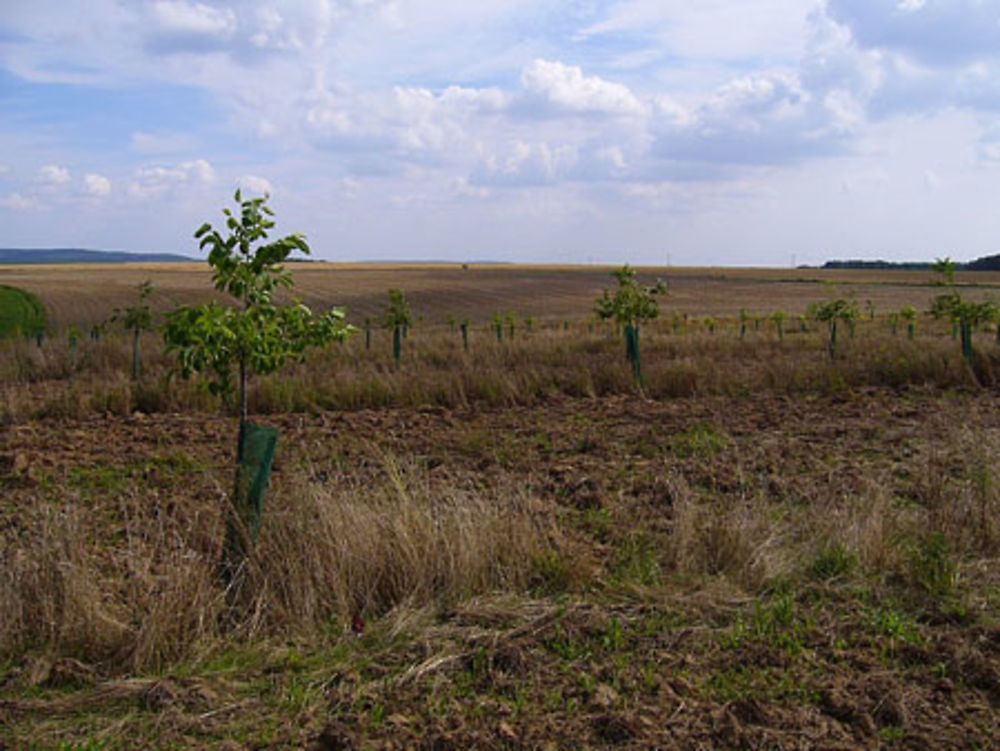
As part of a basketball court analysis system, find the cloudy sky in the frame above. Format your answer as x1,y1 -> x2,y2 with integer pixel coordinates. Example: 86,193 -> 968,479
2,0 -> 999,265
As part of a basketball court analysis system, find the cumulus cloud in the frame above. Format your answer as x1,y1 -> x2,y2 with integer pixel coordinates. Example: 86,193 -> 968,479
651,71 -> 851,169
83,173 -> 112,197
520,59 -> 646,117
300,76 -> 509,167
128,159 -> 215,199
39,164 -> 71,185
801,3 -> 1000,122
237,174 -> 273,195
145,1 -> 238,53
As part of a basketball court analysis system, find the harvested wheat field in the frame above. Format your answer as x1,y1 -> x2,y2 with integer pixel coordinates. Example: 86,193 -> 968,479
5,261 -> 1000,330
2,264 -> 1000,749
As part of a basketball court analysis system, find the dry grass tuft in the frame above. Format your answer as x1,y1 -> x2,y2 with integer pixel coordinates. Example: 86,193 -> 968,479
0,451 -> 563,672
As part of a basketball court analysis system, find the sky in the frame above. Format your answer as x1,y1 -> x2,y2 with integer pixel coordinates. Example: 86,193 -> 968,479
2,0 -> 1000,266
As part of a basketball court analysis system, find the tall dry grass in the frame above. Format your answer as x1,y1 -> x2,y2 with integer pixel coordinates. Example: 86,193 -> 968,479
0,452 -> 565,673
659,420 -> 1000,604
2,317 -> 998,424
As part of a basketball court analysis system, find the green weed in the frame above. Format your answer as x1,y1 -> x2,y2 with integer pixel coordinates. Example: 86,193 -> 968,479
908,532 -> 957,597
670,423 -> 727,457
807,543 -> 857,581
613,533 -> 662,585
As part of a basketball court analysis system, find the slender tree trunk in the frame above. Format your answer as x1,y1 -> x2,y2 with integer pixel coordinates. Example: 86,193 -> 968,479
132,328 -> 141,380
239,356 -> 248,429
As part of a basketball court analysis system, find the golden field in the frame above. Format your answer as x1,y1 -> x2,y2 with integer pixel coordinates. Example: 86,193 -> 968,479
5,261 -> 1000,330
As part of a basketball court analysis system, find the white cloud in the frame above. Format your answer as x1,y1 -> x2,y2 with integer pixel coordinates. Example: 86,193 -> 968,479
83,173 -> 112,197
39,164 -> 71,185
0,192 -> 37,211
827,0 -> 1000,67
521,59 -> 646,117
128,159 -> 215,199
651,71 -> 852,170
471,141 -> 579,186
146,1 -> 238,52
237,174 -> 273,195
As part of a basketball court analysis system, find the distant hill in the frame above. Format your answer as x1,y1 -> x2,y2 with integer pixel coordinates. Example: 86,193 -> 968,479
0,248 -> 194,264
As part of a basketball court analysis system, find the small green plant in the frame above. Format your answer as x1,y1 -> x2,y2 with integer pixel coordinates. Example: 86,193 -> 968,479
899,305 -> 917,339
544,624 -> 590,662
613,532 -> 661,585
739,308 -> 749,340
927,259 -> 1000,364
112,279 -> 154,379
594,265 -> 666,386
601,617 -> 624,651
929,292 -> 998,366
887,310 -> 900,336
807,542 -> 857,581
67,324 -> 81,359
863,607 -> 922,658
725,592 -> 806,656
908,532 -> 957,598
771,309 -> 786,341
932,255 -> 956,285
671,422 -> 726,457
164,191 -> 353,581
811,298 -> 858,358
382,289 -> 413,369
877,726 -> 905,745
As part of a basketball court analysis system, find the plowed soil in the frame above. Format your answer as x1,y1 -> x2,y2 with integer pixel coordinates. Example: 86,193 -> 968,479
3,388 -> 1000,749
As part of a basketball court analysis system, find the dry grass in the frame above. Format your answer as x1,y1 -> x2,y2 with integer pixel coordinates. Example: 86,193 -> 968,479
6,261 -> 1000,330
2,315 -> 998,425
0,451 -> 563,673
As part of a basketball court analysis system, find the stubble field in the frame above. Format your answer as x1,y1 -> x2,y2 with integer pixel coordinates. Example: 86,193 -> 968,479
2,263 -> 1000,749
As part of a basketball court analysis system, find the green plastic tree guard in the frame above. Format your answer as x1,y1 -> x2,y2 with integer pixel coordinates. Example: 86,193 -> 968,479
220,421 -> 278,587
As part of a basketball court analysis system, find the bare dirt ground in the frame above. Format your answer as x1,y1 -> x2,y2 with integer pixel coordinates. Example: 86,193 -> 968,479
3,387 -> 1000,748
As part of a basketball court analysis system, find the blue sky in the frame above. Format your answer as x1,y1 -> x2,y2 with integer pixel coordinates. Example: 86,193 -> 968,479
2,0 -> 1000,266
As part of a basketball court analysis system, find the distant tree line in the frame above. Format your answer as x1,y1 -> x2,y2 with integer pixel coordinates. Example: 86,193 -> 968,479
819,254 -> 1000,272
